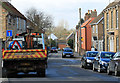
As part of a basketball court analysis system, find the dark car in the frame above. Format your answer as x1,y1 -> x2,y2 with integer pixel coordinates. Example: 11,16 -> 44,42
93,52 -> 115,73
80,51 -> 98,69
50,47 -> 58,53
107,52 -> 120,76
62,48 -> 74,58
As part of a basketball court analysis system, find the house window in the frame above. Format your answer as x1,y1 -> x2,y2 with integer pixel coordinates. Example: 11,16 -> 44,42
13,17 -> 16,25
20,18 -> 21,30
24,20 -> 26,31
111,11 -> 113,29
8,15 -> 12,24
107,13 -> 109,29
107,36 -> 109,51
116,37 -> 119,52
93,26 -> 95,33
116,10 -> 118,29
17,17 -> 19,30
96,25 -> 98,33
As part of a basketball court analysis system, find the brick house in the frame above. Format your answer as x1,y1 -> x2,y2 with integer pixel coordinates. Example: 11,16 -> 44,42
75,9 -> 97,52
103,0 -> 120,52
90,13 -> 104,51
0,2 -> 27,42
80,10 -> 97,51
81,18 -> 95,51
58,38 -> 67,50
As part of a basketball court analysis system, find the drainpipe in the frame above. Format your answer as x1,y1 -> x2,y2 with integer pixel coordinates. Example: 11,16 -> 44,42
85,27 -> 87,51
103,12 -> 105,51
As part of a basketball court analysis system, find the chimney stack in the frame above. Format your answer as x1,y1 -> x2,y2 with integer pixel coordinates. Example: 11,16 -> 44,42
91,9 -> 97,18
114,0 -> 120,2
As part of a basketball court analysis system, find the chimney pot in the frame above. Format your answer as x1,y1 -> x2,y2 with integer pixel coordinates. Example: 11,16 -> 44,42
94,9 -> 96,12
91,10 -> 92,13
88,10 -> 90,14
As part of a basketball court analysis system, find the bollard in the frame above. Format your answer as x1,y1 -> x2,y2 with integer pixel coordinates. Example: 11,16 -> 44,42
0,38 -> 3,78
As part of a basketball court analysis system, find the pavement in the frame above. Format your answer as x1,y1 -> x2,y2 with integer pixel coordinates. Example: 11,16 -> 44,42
74,52 -> 81,58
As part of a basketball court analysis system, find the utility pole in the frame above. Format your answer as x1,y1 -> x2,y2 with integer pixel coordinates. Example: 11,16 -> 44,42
79,8 -> 81,56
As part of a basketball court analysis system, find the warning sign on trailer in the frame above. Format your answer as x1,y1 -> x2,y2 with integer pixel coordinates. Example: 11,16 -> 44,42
10,40 -> 22,50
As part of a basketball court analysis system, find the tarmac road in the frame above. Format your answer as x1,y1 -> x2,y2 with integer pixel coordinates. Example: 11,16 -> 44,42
2,51 -> 120,83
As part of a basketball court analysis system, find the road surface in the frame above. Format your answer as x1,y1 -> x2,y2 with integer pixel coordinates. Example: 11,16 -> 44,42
2,51 -> 120,83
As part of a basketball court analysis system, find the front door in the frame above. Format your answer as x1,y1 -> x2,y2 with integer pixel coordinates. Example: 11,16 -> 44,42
110,36 -> 114,52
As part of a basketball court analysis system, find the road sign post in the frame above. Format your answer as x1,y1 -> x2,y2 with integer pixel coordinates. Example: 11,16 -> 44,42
6,30 -> 12,37
5,30 -> 13,50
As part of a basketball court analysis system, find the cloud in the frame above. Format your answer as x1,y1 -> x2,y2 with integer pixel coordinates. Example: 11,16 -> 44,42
11,0 -> 114,29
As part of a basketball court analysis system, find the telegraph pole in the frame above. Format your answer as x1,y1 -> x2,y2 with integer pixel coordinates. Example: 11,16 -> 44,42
79,8 -> 81,56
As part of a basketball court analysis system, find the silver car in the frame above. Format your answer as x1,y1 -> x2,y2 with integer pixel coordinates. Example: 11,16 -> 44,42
107,52 -> 120,76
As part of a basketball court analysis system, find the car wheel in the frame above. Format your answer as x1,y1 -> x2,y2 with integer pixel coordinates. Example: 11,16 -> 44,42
70,55 -> 74,58
93,63 -> 96,71
115,66 -> 120,76
84,62 -> 87,69
62,55 -> 65,58
98,64 -> 101,73
2,67 -> 7,78
80,61 -> 84,68
107,65 -> 112,75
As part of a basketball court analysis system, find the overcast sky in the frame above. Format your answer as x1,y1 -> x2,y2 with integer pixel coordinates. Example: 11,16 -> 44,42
11,0 -> 114,29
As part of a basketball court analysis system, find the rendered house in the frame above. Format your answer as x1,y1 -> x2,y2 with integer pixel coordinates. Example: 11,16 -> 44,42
103,0 -> 120,52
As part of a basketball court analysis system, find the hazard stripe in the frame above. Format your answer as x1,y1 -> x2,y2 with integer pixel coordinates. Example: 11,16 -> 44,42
36,51 -> 43,58
30,55 -> 34,58
6,53 -> 12,59
40,52 -> 46,57
26,50 -> 29,52
35,55 -> 39,58
15,50 -> 19,53
8,53 -> 14,59
6,50 -> 13,59
36,49 -> 43,57
3,49 -> 45,53
3,49 -> 47,59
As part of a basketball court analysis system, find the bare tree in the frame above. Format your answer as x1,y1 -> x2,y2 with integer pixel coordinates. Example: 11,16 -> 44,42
25,7 -> 54,32
52,20 -> 73,39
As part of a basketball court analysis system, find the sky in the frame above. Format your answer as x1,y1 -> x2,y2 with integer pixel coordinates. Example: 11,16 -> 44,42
11,0 -> 114,30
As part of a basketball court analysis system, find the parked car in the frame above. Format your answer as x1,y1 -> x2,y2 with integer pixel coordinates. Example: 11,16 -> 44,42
80,51 -> 98,69
107,52 -> 120,76
62,48 -> 74,58
93,52 -> 115,73
50,47 -> 58,53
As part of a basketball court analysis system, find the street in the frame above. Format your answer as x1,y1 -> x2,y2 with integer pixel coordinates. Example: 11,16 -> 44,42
2,51 -> 120,83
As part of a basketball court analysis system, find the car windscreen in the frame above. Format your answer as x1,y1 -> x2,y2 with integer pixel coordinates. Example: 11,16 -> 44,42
52,47 -> 57,49
64,49 -> 72,52
87,52 -> 98,57
101,53 -> 115,58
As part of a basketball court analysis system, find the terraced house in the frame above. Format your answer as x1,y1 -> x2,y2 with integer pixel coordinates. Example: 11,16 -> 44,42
103,0 -> 120,52
90,13 -> 104,51
0,2 -> 27,42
